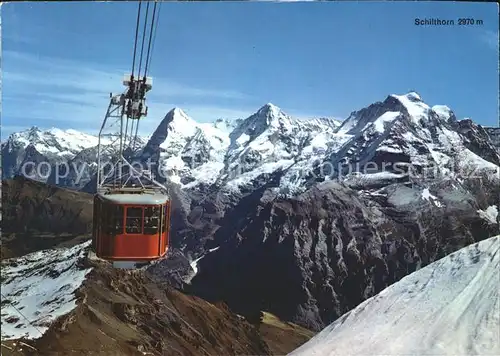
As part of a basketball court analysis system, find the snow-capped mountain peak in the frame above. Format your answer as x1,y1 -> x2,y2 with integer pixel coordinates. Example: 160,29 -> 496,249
171,107 -> 193,122
4,126 -> 100,157
164,107 -> 198,135
169,108 -> 198,134
390,92 -> 433,125
141,107 -> 234,186
396,90 -> 422,102
278,92 -> 500,195
338,92 -> 438,136
257,102 -> 281,121
142,108 -> 198,154
228,103 -> 298,147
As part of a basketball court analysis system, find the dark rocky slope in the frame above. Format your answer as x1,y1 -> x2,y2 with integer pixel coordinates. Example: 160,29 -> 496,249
2,248 -> 313,356
19,257 -> 308,356
1,176 -> 93,259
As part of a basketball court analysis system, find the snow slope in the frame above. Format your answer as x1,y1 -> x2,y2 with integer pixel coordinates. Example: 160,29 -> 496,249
478,205 -> 499,224
289,235 -> 500,356
1,241 -> 92,340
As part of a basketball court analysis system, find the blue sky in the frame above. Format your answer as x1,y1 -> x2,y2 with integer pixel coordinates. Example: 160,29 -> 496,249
1,1 -> 498,138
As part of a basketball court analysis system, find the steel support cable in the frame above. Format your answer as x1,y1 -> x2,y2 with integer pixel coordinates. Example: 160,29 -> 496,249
124,116 -> 130,149
143,0 -> 158,79
133,113 -> 141,150
133,1 -> 160,151
127,1 -> 161,161
131,1 -> 142,79
137,0 -> 150,82
145,1 -> 161,77
125,1 -> 144,183
129,119 -> 136,148
131,1 -> 155,153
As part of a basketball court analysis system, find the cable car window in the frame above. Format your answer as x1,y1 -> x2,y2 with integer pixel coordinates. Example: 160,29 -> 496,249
103,204 -> 124,234
126,207 -> 143,234
113,205 -> 124,234
93,197 -> 99,240
144,206 -> 160,235
101,202 -> 108,233
162,203 -> 168,233
159,205 -> 163,234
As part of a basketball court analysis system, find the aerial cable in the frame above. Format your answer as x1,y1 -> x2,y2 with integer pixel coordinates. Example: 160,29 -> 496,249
146,1 -> 161,77
126,0 -> 161,154
131,0 -> 152,152
134,1 -> 159,151
137,0 -> 150,81
131,1 -> 142,79
124,116 -> 130,148
126,0 -> 143,159
131,120 -> 138,149
133,1 -> 160,149
129,119 -> 136,148
133,116 -> 141,150
143,0 -> 158,79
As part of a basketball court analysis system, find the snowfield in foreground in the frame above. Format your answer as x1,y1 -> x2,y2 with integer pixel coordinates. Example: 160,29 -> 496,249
290,235 -> 500,356
1,241 -> 92,340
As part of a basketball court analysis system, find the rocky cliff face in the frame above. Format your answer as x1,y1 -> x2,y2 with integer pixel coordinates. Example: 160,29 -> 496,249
1,176 -> 93,235
188,178 -> 499,331
1,176 -> 94,259
484,126 -> 500,153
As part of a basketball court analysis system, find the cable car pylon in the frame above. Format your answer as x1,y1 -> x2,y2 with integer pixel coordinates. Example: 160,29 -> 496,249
91,0 -> 169,269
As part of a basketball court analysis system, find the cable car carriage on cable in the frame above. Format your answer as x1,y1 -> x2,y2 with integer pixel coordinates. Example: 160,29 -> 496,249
92,186 -> 171,269
91,72 -> 171,269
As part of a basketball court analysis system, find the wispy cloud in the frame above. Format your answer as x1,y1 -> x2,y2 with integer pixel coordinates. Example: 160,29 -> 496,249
2,50 -> 253,134
479,30 -> 499,51
4,50 -> 249,100
2,50 -> 336,137
2,32 -> 36,45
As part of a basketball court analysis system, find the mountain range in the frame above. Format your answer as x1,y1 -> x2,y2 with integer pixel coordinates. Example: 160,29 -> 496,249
3,92 -> 498,195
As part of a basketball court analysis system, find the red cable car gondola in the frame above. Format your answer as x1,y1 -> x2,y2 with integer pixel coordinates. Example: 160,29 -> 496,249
92,189 -> 171,266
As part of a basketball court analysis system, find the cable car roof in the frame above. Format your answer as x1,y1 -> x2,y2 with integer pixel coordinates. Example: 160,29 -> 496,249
98,193 -> 169,205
